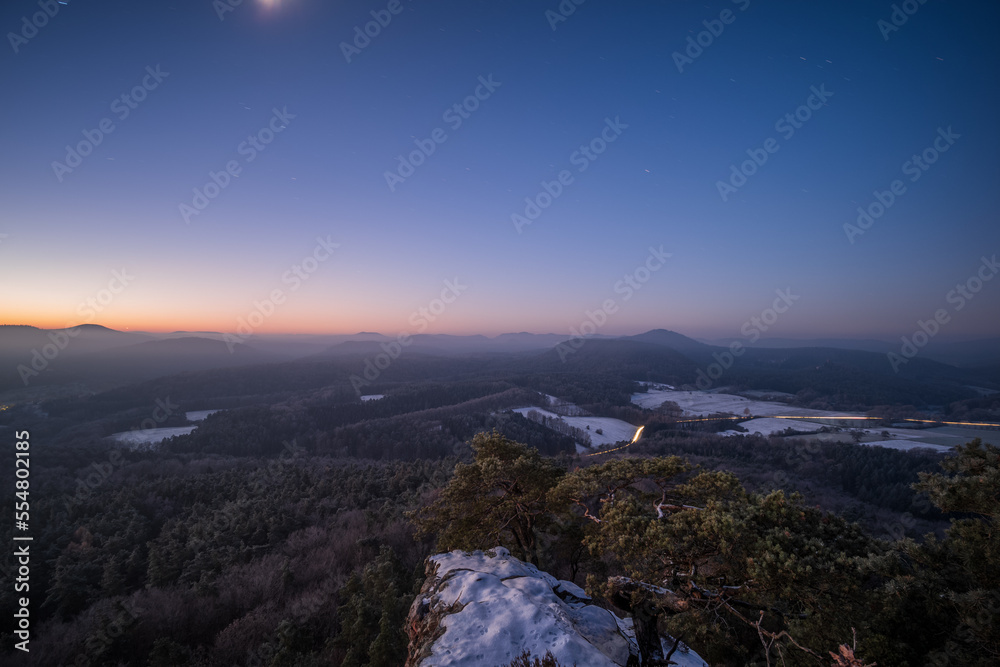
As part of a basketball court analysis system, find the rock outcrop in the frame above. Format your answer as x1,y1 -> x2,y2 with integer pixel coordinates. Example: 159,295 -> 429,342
405,548 -> 706,667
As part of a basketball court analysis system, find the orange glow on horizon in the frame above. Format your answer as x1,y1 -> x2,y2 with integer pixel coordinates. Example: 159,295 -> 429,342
0,315 -> 563,337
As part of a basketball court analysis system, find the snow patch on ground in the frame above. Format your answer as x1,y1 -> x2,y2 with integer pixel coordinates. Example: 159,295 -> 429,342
739,389 -> 797,400
361,394 -> 385,401
719,417 -> 824,437
631,388 -> 849,418
413,548 -> 707,667
513,406 -> 560,421
186,410 -> 220,422
513,408 -> 637,448
109,426 -> 196,450
637,390 -> 962,452
861,440 -> 954,453
869,427 -> 953,440
562,416 -> 637,446
541,394 -> 563,406
636,381 -> 675,390
715,419 -> 958,451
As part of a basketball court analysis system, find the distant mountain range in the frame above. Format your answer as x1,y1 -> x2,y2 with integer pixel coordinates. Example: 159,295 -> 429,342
701,335 -> 1000,367
1,324 -> 997,398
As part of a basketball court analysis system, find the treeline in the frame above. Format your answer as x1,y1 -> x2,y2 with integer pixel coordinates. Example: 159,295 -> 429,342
163,385 -> 572,460
313,409 -> 576,461
510,371 -> 638,407
412,433 -> 1000,666
0,454 -> 449,666
0,421 -> 989,666
944,392 -> 1000,421
304,381 -> 532,431
26,341 -> 999,444
634,428 -> 946,522
522,410 -> 592,446
723,348 -> 980,409
0,411 -> 571,666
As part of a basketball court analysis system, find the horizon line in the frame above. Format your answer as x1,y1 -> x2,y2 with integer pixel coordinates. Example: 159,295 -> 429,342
3,322 -> 1000,345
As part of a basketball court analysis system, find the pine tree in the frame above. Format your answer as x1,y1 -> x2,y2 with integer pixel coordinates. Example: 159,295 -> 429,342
873,439 -> 1000,665
552,457 -> 884,665
410,430 -> 564,565
335,546 -> 412,667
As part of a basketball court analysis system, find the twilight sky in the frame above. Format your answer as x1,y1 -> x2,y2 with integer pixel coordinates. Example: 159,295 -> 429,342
2,0 -> 998,340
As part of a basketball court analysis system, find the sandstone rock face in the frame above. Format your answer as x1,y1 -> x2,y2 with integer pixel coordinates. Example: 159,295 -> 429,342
405,548 -> 707,667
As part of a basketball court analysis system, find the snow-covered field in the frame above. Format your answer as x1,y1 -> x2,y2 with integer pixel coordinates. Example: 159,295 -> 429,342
740,389 -> 797,400
635,381 -> 674,390
861,440 -> 954,453
514,407 -> 560,419
565,417 -> 637,446
513,408 -> 638,448
855,428 -> 966,449
109,426 -> 196,450
875,427 -> 954,440
186,410 -> 220,422
631,388 -> 845,418
360,394 -> 385,402
717,420 -> 959,451
718,417 -> 960,448
520,389 -> 966,453
719,418 -> 824,437
636,388 -> 964,452
919,426 -> 997,447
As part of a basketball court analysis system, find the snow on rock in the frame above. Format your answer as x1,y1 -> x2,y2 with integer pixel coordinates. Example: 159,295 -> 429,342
405,548 -> 707,667
406,547 -> 633,666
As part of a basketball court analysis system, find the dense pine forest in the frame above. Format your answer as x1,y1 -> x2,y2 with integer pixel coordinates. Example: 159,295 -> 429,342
1,349 -> 998,665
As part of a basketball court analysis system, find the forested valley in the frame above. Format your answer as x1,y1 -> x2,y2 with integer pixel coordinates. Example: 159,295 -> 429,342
0,349 -> 997,666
